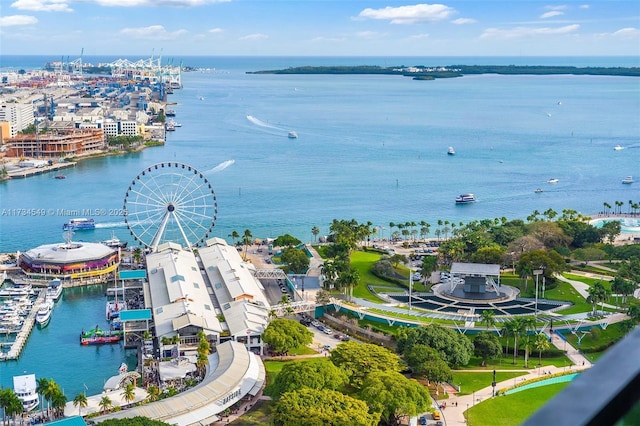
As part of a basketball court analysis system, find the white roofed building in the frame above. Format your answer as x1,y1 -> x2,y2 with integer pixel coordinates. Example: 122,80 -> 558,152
198,238 -> 271,355
146,242 -> 222,346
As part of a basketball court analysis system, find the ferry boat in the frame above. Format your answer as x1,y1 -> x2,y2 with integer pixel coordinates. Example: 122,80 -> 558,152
63,218 -> 95,231
13,374 -> 39,412
447,146 -> 455,155
622,176 -> 634,184
288,131 -> 298,139
455,194 -> 476,204
46,278 -> 63,301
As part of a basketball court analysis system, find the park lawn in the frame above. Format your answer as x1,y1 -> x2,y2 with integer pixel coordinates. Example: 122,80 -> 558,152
457,353 -> 570,372
351,250 -> 408,301
563,273 -> 612,290
230,398 -> 274,426
452,371 -> 525,396
466,382 -> 570,426
544,280 -> 591,314
563,321 -> 628,352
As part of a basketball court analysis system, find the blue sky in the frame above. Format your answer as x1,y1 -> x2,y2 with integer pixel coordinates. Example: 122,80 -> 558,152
1,0 -> 639,57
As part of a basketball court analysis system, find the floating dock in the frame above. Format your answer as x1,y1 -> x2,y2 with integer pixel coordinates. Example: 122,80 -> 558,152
1,289 -> 46,361
7,162 -> 76,179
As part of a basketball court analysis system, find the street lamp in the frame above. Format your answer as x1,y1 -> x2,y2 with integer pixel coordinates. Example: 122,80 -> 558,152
409,270 -> 413,310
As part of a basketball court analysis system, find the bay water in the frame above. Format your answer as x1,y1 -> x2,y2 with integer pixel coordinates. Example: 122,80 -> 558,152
0,56 -> 639,396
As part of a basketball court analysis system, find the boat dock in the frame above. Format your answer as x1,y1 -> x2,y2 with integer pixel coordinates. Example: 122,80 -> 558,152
7,161 -> 76,179
0,289 -> 46,361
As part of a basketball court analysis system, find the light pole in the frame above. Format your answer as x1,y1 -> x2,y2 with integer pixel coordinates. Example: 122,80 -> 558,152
409,270 -> 413,310
534,269 -> 543,319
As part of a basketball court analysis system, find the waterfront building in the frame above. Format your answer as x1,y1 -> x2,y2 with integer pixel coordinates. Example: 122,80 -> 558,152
19,240 -> 119,281
6,128 -> 105,158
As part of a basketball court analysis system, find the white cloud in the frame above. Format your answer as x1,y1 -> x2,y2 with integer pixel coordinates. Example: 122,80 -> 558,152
208,28 -> 223,33
10,0 -> 72,12
356,31 -> 381,39
119,25 -> 188,40
540,11 -> 564,19
481,24 -> 580,39
451,18 -> 476,25
93,0 -> 230,6
358,4 -> 456,25
0,14 -> 38,26
311,36 -> 346,43
579,4 -> 590,9
611,27 -> 640,38
239,33 -> 268,41
408,33 -> 430,39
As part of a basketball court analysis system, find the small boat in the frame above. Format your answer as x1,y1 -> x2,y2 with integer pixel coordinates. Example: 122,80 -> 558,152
106,300 -> 127,321
166,109 -> 176,117
63,218 -> 95,231
547,178 -> 559,184
13,374 -> 39,412
54,175 -> 66,179
455,194 -> 476,204
102,235 -> 128,249
622,176 -> 634,184
46,278 -> 63,301
614,145 -> 624,151
165,119 -> 176,131
447,146 -> 455,155
80,326 -> 123,345
535,188 -> 543,193
35,299 -> 54,327
288,131 -> 298,139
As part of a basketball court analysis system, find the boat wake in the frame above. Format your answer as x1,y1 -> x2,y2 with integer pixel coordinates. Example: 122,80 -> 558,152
205,159 -> 235,174
246,115 -> 286,131
95,222 -> 127,229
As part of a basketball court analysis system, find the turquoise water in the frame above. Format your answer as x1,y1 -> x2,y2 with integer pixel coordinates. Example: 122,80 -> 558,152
591,218 -> 640,234
0,56 -> 639,397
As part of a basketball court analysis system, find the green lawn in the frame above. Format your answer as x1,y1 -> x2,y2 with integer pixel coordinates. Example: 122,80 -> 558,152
452,371 -> 525,396
229,399 -> 274,426
466,382 -> 570,426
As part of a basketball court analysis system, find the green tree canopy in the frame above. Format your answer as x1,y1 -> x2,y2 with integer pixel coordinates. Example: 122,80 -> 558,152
359,370 -> 432,426
396,324 -> 474,368
274,234 -> 302,247
280,247 -> 311,274
273,388 -> 377,426
263,318 -> 314,355
473,332 -> 503,367
329,341 -> 403,388
271,359 -> 348,397
403,344 -> 452,387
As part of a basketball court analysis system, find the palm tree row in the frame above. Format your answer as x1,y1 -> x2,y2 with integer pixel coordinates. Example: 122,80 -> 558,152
602,199 -> 640,215
36,377 -> 67,421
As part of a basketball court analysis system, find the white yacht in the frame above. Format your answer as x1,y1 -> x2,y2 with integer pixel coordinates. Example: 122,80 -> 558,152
13,374 -> 39,412
35,299 -> 54,327
288,131 -> 298,139
622,176 -> 634,184
46,278 -> 63,301
547,178 -> 559,184
455,193 -> 476,204
447,146 -> 455,155
614,145 -> 624,151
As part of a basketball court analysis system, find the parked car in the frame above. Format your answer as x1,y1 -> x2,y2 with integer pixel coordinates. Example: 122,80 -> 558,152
419,416 -> 427,425
323,327 -> 334,335
341,335 -> 350,342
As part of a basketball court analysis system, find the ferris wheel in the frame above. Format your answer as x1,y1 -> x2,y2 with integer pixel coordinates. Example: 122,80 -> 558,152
123,162 -> 217,251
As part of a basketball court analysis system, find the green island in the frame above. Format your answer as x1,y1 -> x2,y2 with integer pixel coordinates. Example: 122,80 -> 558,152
247,64 -> 640,80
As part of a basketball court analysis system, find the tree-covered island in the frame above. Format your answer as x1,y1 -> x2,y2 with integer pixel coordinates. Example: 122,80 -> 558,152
247,65 -> 640,81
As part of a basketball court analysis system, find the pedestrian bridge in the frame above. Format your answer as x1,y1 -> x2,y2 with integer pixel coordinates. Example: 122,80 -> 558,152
271,300 -> 315,316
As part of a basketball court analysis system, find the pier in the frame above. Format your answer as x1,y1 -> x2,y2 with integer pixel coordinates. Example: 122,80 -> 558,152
1,289 -> 46,361
6,161 -> 76,179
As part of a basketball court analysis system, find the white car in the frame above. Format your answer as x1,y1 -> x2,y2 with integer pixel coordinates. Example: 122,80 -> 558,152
323,327 -> 334,335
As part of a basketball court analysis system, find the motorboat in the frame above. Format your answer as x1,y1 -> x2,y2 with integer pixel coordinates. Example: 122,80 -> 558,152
102,235 -> 128,249
547,178 -> 559,184
54,175 -> 66,179
455,194 -> 476,204
35,299 -> 54,327
165,119 -> 176,131
535,188 -> 543,193
288,131 -> 298,139
46,278 -> 63,301
13,374 -> 39,412
614,145 -> 624,151
622,176 -> 634,184
63,218 -> 95,231
447,146 -> 455,155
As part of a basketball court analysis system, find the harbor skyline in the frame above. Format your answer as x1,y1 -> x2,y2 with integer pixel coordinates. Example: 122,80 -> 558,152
2,1 -> 639,57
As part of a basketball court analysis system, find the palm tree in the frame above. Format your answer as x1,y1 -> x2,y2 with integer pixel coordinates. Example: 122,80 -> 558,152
121,383 -> 136,407
511,318 -> 525,365
228,230 -> 239,245
242,229 -> 253,260
533,333 -> 551,367
51,389 -> 67,420
311,226 -> 320,242
502,320 -> 517,358
0,388 -> 24,426
146,385 -> 160,403
480,309 -> 496,331
522,317 -> 537,368
98,395 -> 112,415
73,392 -> 88,417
